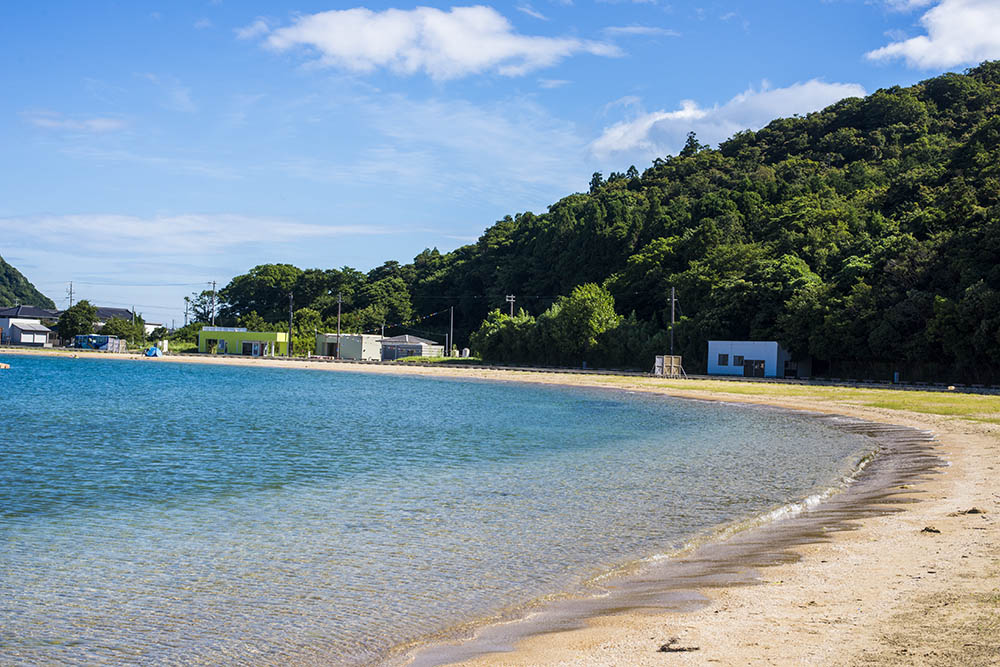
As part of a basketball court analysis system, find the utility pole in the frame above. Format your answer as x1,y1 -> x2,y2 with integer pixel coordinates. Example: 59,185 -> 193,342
506,294 -> 516,317
210,281 -> 217,326
66,282 -> 74,308
336,292 -> 342,360
669,286 -> 677,356
449,305 -> 454,357
287,293 -> 293,357
381,323 -> 385,339
183,297 -> 190,327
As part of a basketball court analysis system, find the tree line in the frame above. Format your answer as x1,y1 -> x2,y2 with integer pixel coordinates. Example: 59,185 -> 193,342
180,62 -> 1000,382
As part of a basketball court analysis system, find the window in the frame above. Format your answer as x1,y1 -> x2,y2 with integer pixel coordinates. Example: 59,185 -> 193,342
718,353 -> 728,366
733,355 -> 744,365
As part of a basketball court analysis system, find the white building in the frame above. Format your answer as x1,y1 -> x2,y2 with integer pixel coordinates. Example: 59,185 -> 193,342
315,333 -> 383,361
0,305 -> 58,347
707,341 -> 810,378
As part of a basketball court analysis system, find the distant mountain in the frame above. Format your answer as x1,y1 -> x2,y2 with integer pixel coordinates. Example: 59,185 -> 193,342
0,255 -> 56,309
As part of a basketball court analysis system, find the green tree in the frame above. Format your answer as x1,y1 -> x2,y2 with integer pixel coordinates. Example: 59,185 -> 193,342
57,300 -> 97,342
101,316 -> 146,346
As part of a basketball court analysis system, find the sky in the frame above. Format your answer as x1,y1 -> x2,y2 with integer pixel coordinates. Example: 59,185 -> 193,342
2,0 -> 999,326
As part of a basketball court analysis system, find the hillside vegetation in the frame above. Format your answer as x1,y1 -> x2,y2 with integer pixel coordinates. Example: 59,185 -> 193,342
0,255 -> 55,309
209,62 -> 1000,382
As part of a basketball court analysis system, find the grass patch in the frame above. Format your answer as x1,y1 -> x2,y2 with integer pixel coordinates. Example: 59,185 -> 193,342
395,355 -> 482,364
575,375 -> 1000,422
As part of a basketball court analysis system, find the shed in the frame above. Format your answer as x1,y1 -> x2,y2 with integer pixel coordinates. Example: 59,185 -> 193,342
10,322 -> 52,347
380,334 -> 444,360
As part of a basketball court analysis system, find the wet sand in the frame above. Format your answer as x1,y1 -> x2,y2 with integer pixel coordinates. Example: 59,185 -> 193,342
3,348 -> 999,665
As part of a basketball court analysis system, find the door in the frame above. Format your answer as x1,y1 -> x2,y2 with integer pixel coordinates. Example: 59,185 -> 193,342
743,360 -> 765,377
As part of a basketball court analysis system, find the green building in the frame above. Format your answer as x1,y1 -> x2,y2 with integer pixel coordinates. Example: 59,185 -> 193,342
198,327 -> 288,356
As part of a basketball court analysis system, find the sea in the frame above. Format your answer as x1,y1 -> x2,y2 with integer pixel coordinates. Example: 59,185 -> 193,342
0,354 -> 876,665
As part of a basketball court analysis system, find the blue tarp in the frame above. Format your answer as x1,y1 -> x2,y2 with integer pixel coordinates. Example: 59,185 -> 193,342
144,347 -> 163,357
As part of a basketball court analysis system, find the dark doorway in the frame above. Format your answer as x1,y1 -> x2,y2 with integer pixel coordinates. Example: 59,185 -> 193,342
743,359 -> 765,377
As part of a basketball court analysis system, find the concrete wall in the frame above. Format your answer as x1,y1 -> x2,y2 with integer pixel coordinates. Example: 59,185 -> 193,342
707,341 -> 780,377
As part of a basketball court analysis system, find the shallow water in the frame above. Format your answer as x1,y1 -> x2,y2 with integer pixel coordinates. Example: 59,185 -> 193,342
0,354 -> 872,665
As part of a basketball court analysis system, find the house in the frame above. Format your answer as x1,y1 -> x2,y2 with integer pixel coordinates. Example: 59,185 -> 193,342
315,333 -> 382,361
0,305 -> 59,346
143,322 -> 164,336
197,327 -> 288,356
380,334 -> 444,360
94,307 -> 137,328
707,341 -> 812,378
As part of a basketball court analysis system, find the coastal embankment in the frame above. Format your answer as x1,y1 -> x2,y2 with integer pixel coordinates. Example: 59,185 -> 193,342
2,347 -> 998,665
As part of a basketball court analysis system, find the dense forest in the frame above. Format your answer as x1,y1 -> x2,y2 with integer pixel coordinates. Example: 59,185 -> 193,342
0,255 -> 55,309
189,62 -> 1000,382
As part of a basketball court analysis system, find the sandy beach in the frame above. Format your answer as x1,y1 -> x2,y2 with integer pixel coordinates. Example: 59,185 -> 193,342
3,348 -> 998,665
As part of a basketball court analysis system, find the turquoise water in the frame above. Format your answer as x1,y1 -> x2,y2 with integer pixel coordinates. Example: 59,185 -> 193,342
0,355 -> 871,665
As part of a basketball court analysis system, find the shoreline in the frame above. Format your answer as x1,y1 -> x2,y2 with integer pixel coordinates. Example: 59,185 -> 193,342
3,348 -> 998,664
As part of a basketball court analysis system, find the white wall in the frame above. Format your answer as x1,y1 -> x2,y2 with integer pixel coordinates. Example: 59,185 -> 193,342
707,341 -> 780,377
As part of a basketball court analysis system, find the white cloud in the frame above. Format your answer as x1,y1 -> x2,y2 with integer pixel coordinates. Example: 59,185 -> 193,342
194,18 -> 213,30
882,0 -> 936,10
261,6 -> 620,79
591,80 -> 866,160
867,0 -> 1000,68
603,25 -> 680,37
22,111 -> 126,133
516,4 -> 548,20
235,18 -> 270,40
539,78 -> 571,88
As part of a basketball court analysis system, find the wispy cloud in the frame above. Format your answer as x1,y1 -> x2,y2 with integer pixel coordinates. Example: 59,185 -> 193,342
866,0 -> 1000,68
22,111 -> 126,133
141,73 -> 197,113
603,25 -> 680,37
4,214 -> 387,258
516,4 -> 548,20
258,6 -> 621,80
591,79 -> 866,160
235,18 -> 270,40
881,0 -> 936,10
63,146 -> 239,180
539,78 -> 571,88
194,18 -> 213,30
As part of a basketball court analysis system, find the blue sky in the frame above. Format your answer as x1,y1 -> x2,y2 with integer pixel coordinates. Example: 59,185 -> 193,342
2,0 -> 999,325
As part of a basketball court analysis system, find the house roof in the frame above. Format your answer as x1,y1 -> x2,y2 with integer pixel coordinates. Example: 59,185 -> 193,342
380,334 -> 439,346
12,322 -> 51,332
0,305 -> 59,319
95,307 -> 135,321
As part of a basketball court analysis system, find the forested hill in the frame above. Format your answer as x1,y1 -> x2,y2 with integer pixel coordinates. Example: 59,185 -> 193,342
213,61 -> 1000,382
0,255 -> 55,309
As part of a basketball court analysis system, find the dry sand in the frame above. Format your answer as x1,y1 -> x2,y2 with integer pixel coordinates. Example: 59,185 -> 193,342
3,348 -> 999,665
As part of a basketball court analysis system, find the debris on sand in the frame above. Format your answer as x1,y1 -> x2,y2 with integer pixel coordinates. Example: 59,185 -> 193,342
659,637 -> 700,653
